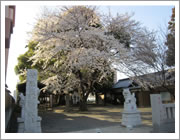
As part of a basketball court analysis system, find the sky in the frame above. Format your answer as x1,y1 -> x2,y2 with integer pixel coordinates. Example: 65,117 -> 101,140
5,4 -> 174,96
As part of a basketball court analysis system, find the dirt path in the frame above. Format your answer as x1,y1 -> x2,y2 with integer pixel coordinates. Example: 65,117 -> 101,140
39,105 -> 152,133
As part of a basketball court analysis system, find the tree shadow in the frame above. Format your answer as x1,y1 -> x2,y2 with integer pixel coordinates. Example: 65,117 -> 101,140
39,107 -> 153,133
7,105 -> 153,133
39,112 -> 121,133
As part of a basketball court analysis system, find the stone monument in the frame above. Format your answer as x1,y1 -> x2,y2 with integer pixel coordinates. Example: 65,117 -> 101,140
17,69 -> 42,133
121,88 -> 141,128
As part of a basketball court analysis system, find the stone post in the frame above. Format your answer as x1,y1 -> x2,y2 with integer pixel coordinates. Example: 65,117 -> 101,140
150,94 -> 166,132
17,69 -> 42,133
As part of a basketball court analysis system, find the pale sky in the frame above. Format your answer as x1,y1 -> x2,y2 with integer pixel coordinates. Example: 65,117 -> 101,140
5,4 -> 174,95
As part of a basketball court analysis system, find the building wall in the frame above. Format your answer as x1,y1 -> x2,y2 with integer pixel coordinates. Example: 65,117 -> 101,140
5,6 -> 16,132
136,91 -> 150,107
136,87 -> 174,107
5,48 -> 9,77
5,6 -> 15,78
112,84 -> 175,107
112,89 -> 151,107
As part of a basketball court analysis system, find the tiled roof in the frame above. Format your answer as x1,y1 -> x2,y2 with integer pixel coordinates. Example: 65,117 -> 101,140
112,78 -> 133,89
112,69 -> 175,90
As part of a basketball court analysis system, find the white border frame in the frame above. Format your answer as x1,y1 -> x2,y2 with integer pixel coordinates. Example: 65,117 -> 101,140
1,1 -> 179,139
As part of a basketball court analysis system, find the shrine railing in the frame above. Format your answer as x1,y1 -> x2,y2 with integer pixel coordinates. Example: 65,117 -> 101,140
150,94 -> 175,133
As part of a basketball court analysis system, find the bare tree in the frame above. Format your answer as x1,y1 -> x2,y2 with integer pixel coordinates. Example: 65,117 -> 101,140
106,13 -> 175,98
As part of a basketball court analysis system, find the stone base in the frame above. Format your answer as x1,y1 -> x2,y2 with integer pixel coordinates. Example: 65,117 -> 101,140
17,118 -> 24,133
121,111 -> 141,127
152,120 -> 175,133
17,117 -> 42,133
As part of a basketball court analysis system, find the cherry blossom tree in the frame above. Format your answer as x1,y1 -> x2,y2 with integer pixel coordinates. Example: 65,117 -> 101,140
29,5 -> 174,110
30,6 -> 124,111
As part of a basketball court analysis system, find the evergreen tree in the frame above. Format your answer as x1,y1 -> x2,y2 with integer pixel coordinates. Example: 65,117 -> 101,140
166,7 -> 175,66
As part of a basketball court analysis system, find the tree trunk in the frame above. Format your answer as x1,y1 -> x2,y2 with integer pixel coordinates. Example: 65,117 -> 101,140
95,93 -> 99,104
65,94 -> 71,111
79,99 -> 88,111
57,94 -> 61,105
79,93 -> 89,111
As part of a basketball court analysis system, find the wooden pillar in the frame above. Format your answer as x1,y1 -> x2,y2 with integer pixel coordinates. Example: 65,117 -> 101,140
138,92 -> 144,107
50,95 -> 53,108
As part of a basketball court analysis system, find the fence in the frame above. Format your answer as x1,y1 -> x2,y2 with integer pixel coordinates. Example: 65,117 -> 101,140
150,94 -> 175,133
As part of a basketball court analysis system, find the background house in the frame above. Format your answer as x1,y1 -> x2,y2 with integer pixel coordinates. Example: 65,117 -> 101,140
111,78 -> 142,106
112,69 -> 175,107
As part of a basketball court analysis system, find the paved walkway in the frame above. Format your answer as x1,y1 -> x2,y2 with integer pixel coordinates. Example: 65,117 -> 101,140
71,125 -> 152,133
39,105 -> 153,133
